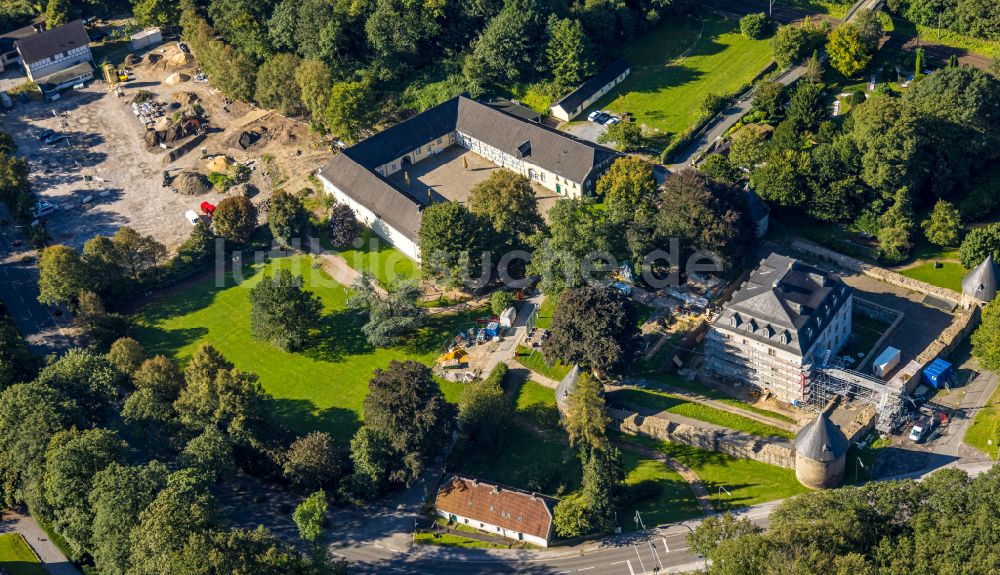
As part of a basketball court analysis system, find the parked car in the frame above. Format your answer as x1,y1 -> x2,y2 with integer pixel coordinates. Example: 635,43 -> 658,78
36,129 -> 56,141
587,110 -> 601,122
43,133 -> 66,145
30,201 -> 58,219
603,115 -> 620,125
177,41 -> 190,53
908,416 -> 934,443
185,210 -> 200,225
593,112 -> 610,124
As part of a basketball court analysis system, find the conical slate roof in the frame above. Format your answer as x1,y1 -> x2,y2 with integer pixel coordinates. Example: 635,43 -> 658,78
555,365 -> 581,414
962,255 -> 999,303
795,412 -> 849,462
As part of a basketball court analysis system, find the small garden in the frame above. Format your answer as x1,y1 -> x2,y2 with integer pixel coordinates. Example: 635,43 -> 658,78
0,533 -> 44,575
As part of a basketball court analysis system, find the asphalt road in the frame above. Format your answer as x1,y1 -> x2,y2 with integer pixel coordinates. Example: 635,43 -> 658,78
0,203 -> 77,353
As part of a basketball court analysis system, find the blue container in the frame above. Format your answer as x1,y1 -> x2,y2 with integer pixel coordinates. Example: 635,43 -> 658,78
922,358 -> 953,389
485,321 -> 500,338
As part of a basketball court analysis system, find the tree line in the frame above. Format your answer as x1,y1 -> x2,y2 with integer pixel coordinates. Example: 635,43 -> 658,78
0,340 -> 349,574
687,466 -> 1000,575
887,0 -> 999,42
701,60 -> 1000,264
125,0 -> 693,140
418,158 -> 753,296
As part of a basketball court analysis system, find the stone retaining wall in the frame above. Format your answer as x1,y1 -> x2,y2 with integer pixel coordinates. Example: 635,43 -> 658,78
608,407 -> 796,469
918,306 -> 980,363
790,240 -> 960,304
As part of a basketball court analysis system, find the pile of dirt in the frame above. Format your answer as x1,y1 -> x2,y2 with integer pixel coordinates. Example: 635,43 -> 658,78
146,53 -> 161,65
145,117 -> 206,147
236,130 -> 261,150
206,155 -> 232,173
165,72 -> 190,85
172,92 -> 198,105
123,53 -> 141,66
230,182 -> 259,198
173,171 -> 212,195
223,121 -> 303,150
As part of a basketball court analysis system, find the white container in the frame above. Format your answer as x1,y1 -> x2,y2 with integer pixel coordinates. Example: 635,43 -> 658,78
873,346 -> 901,378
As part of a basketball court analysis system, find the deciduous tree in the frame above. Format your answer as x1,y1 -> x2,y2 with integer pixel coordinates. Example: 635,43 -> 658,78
921,200 -> 962,247
327,202 -> 362,247
468,170 -> 542,248
458,363 -> 512,449
542,286 -> 640,377
36,348 -> 120,425
37,245 -> 88,307
959,223 -> 1000,269
89,461 -> 169,575
255,53 -> 303,114
212,196 -> 258,245
348,272 -> 425,347
596,156 -> 657,226
827,23 -> 874,77
107,337 -> 148,376
418,201 -> 492,287
563,372 -> 609,449
283,431 -> 343,491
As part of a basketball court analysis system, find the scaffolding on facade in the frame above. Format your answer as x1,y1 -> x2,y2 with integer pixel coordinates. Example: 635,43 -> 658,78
704,331 -> 804,402
804,359 -> 908,434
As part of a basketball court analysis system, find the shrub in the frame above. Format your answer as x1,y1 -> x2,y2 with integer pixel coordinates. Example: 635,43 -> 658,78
740,12 -> 770,39
849,90 -> 866,106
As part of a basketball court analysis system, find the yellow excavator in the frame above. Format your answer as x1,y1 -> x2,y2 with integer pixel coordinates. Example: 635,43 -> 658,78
436,348 -> 468,366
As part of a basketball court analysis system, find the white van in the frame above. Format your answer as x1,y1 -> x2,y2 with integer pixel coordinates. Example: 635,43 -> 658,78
185,209 -> 200,225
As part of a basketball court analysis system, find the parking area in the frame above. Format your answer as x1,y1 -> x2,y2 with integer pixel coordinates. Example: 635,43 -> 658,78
558,118 -> 609,144
0,42 -> 329,250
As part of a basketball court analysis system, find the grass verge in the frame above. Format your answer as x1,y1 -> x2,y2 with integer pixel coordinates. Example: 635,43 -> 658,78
619,450 -> 703,528
964,384 -> 1000,460
606,388 -> 794,439
0,534 -> 44,575
328,227 -> 420,285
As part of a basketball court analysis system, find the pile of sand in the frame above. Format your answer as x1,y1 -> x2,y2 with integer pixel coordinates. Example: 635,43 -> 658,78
164,72 -> 190,85
206,155 -> 232,173
168,52 -> 192,66
173,171 -> 212,195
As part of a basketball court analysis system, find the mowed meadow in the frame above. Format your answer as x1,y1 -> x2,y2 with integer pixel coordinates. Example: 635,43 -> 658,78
133,254 -> 476,441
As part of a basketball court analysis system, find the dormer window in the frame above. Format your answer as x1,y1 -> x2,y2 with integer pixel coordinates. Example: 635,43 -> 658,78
731,313 -> 743,327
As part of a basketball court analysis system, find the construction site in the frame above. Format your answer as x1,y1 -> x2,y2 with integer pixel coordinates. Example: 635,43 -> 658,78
0,39 -> 330,249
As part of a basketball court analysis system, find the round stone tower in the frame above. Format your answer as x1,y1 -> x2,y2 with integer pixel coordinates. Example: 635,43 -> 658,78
961,254 -> 999,310
794,412 -> 849,489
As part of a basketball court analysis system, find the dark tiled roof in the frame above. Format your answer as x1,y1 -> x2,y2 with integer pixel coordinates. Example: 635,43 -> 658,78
342,97 -> 459,170
0,24 -> 38,54
483,97 -> 542,123
795,412 -> 848,462
435,475 -> 556,540
16,20 -> 89,64
455,96 -> 617,184
962,254 -> 999,302
35,60 -> 93,88
713,254 -> 852,355
318,153 -> 423,239
551,58 -> 630,114
319,95 -> 618,243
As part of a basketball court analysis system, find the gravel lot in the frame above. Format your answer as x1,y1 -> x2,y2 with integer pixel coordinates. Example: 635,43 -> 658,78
0,44 -> 328,250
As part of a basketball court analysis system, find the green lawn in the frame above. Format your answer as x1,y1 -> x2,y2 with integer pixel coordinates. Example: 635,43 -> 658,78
593,15 -> 773,135
914,23 -> 1000,59
534,295 -> 556,329
414,531 -> 509,549
646,373 -> 797,424
0,534 -> 44,575
899,261 -> 966,293
619,434 -> 807,511
133,254 -> 479,441
514,346 -> 573,381
328,227 -> 420,286
606,388 -> 794,439
620,450 -> 703,529
964,384 -> 1000,460
515,380 -> 561,431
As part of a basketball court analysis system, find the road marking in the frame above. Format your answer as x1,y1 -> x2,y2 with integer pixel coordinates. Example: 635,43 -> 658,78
578,568 -> 594,572
662,537 -> 669,552
373,544 -> 385,549
388,548 -> 402,553
633,545 -> 646,575
330,552 -> 345,557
